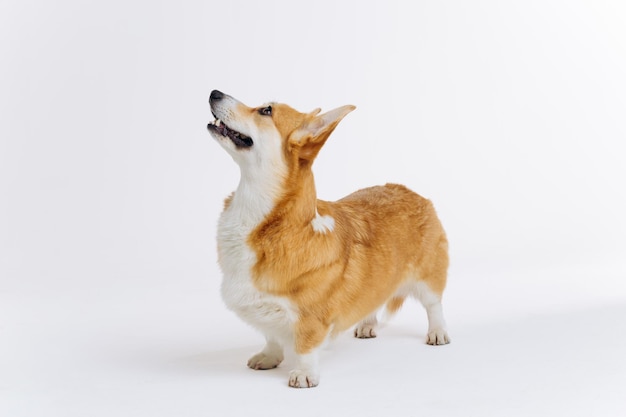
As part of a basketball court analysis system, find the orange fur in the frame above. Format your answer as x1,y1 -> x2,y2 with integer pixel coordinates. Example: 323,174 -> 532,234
250,180 -> 448,353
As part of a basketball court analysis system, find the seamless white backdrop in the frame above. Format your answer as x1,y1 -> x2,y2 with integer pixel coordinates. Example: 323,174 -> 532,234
1,1 -> 625,416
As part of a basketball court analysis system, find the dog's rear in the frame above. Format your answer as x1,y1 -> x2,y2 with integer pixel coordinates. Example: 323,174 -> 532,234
332,184 -> 450,345
207,90 -> 450,388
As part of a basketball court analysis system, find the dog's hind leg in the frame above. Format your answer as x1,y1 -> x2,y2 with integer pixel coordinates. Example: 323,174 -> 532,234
354,312 -> 378,338
247,338 -> 284,370
414,281 -> 450,345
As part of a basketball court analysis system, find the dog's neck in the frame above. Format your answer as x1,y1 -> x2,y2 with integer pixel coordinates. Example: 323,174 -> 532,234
229,164 -> 288,226
282,162 -> 319,217
233,163 -> 319,226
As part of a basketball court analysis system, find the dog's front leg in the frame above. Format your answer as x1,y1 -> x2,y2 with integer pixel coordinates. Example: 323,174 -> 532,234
288,351 -> 320,388
288,317 -> 328,388
247,338 -> 284,370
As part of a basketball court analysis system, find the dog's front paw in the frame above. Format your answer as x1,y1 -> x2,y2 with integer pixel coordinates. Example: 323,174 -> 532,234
247,352 -> 283,370
426,328 -> 450,345
288,369 -> 319,388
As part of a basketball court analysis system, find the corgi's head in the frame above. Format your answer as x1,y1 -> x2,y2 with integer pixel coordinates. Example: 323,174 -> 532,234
207,90 -> 355,180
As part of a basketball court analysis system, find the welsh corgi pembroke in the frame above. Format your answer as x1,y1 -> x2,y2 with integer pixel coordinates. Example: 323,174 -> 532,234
207,90 -> 450,388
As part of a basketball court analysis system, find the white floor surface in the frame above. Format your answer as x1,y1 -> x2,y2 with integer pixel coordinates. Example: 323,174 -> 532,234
2,262 -> 625,417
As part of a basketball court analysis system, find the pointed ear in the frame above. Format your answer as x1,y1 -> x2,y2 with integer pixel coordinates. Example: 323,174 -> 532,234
289,105 -> 356,161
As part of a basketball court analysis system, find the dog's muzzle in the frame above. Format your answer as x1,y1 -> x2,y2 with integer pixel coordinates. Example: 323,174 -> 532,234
207,90 -> 253,148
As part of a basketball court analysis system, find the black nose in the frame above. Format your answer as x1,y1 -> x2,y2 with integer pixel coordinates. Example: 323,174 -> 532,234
210,90 -> 224,102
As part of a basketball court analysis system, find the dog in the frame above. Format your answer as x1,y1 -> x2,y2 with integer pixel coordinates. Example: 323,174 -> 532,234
207,90 -> 450,388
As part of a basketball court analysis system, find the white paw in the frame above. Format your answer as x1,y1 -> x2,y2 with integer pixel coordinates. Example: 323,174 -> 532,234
288,369 -> 319,388
354,324 -> 377,338
247,352 -> 283,370
426,328 -> 450,345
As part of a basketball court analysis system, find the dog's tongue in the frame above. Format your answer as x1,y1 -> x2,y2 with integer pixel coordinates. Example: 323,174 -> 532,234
216,123 -> 228,136
219,122 -> 253,147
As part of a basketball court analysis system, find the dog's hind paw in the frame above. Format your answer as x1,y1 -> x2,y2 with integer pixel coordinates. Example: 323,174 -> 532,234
426,328 -> 450,345
354,314 -> 378,338
288,369 -> 319,388
247,352 -> 283,370
354,323 -> 377,338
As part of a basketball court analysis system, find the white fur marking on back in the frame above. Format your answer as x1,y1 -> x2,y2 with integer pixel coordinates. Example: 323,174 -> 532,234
311,209 -> 335,234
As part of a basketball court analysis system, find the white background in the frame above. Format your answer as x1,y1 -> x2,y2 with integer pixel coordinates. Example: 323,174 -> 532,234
1,0 -> 625,416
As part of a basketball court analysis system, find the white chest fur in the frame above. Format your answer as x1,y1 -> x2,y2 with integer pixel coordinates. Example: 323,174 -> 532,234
217,199 -> 297,342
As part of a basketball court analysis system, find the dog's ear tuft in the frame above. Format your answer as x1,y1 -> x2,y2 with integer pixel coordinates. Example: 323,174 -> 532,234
289,105 -> 355,161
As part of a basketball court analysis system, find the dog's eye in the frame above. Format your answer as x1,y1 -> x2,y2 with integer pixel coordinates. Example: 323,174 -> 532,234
259,106 -> 272,116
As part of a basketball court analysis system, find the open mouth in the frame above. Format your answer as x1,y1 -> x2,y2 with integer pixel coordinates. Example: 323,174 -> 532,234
207,116 -> 253,148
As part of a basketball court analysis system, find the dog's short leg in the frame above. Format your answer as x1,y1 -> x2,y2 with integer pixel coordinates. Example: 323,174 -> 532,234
247,338 -> 284,370
414,282 -> 450,345
288,318 -> 329,388
424,301 -> 450,345
354,313 -> 378,338
288,351 -> 320,388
